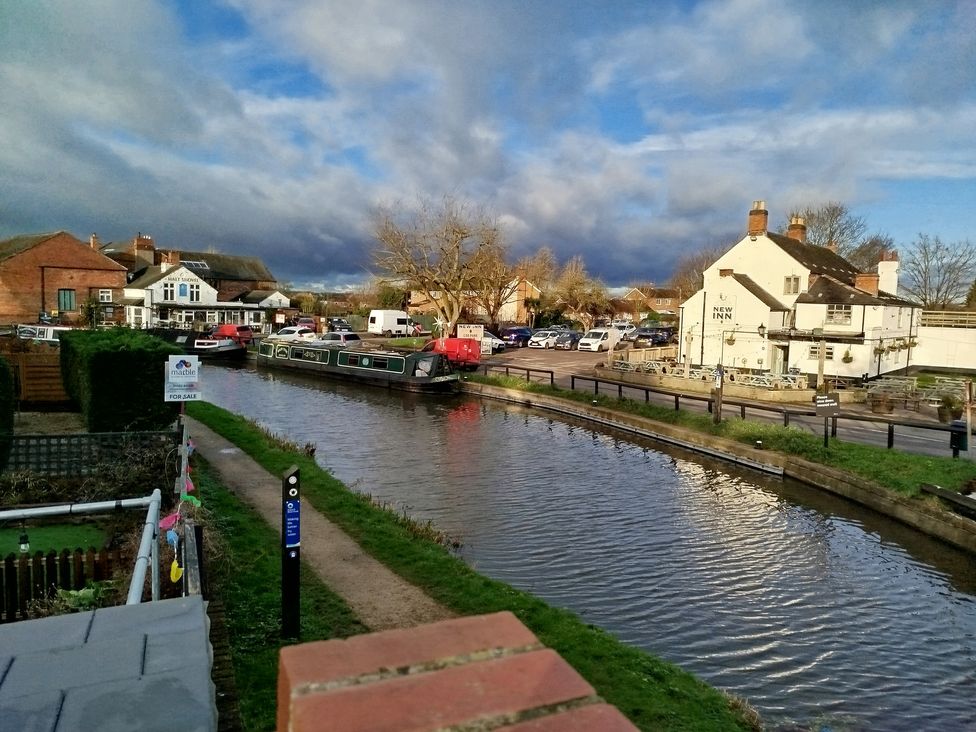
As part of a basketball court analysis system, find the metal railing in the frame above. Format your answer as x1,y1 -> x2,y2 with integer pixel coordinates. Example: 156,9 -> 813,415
0,489 -> 162,605
478,363 -> 555,386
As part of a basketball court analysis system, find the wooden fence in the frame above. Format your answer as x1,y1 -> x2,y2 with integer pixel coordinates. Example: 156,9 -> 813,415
1,547 -> 126,623
3,352 -> 68,403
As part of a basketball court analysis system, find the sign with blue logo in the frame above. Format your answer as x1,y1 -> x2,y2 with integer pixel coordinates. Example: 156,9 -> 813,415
284,499 -> 301,548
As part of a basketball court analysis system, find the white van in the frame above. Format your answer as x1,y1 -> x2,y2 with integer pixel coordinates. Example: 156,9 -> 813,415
367,309 -> 413,337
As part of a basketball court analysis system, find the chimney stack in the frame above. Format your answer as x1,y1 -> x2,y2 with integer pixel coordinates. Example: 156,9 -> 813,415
855,272 -> 880,296
878,249 -> 899,294
825,240 -> 838,254
747,200 -> 768,237
786,216 -> 807,243
89,233 -> 100,250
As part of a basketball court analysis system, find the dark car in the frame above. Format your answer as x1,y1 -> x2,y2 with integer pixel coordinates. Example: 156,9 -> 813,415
500,326 -> 533,348
327,318 -> 353,332
553,331 -> 581,350
632,327 -> 672,348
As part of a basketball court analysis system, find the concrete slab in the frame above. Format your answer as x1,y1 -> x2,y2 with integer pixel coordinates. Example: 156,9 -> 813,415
0,610 -> 94,655
0,689 -> 64,732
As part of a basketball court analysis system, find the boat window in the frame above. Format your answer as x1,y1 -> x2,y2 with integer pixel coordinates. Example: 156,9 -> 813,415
346,354 -> 361,366
371,357 -> 389,370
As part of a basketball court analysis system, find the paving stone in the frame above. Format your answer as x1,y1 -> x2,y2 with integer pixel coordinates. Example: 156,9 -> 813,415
88,595 -> 207,640
0,611 -> 93,655
0,689 -> 63,732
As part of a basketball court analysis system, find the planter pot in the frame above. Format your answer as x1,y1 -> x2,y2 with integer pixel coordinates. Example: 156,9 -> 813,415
952,408 -> 964,420
938,406 -> 952,423
871,399 -> 894,414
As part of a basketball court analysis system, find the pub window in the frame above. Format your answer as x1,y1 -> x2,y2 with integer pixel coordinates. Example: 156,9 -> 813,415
98,289 -> 112,303
163,283 -> 175,300
808,345 -> 835,360
825,304 -> 852,325
57,289 -> 76,311
189,284 -> 201,302
784,276 -> 800,295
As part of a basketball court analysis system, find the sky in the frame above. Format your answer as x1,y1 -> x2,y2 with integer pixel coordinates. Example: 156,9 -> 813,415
1,0 -> 974,291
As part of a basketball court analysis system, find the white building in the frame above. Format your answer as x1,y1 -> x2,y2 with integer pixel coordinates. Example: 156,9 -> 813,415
679,201 -> 920,382
123,264 -> 284,330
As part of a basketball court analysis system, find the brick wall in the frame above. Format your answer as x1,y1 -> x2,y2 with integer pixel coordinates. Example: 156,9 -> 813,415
277,612 -> 637,732
0,233 -> 127,324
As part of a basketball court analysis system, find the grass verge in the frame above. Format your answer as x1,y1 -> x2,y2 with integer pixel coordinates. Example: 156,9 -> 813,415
187,400 -> 758,731
195,458 -> 368,731
468,374 -> 976,496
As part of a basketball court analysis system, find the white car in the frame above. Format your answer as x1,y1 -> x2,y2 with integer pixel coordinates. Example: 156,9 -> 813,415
482,331 -> 506,353
528,330 -> 559,349
270,326 -> 317,341
577,328 -> 613,352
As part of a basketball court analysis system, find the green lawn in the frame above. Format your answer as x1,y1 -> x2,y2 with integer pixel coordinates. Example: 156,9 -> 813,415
0,523 -> 107,557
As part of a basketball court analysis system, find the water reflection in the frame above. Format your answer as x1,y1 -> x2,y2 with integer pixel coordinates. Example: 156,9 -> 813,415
202,364 -> 976,729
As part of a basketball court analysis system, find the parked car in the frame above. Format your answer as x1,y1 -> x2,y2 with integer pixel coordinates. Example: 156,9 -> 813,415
208,324 -> 254,345
318,332 -> 362,345
296,316 -> 319,332
527,330 -> 560,349
553,331 -> 581,350
327,318 -> 353,332
271,326 -> 317,341
482,331 -> 506,353
577,328 -> 613,352
631,327 -> 670,348
501,326 -> 533,348
613,323 -> 637,339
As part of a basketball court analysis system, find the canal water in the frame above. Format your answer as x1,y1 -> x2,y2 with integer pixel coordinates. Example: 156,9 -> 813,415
202,364 -> 976,730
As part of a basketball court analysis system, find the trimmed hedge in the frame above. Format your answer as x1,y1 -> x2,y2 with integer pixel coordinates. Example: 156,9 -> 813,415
0,356 -> 13,470
60,329 -> 182,432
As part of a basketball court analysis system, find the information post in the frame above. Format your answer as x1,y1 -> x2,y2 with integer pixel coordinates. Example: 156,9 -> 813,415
815,392 -> 841,449
281,466 -> 301,639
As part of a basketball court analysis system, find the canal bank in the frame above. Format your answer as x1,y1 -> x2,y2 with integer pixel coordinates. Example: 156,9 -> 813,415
184,401 -> 760,732
462,381 -> 976,554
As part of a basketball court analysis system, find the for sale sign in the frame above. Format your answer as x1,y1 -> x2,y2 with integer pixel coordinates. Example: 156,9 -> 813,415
165,355 -> 201,402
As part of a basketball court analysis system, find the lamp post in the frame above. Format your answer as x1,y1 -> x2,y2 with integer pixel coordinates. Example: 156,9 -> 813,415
714,324 -> 766,424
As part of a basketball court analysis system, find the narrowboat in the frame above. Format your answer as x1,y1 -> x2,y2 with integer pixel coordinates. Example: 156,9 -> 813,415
148,328 -> 248,361
257,340 -> 459,393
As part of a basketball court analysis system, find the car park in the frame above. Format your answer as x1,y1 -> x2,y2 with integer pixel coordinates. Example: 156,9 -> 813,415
501,326 -> 533,348
553,331 -> 581,350
271,326 -> 317,341
527,330 -> 560,349
576,328 -> 612,352
208,324 -> 254,345
318,332 -> 362,345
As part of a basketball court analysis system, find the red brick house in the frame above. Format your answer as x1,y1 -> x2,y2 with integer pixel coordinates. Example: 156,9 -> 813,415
0,231 -> 127,325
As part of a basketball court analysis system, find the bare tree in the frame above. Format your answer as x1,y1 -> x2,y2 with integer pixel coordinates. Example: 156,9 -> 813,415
468,241 -> 520,331
517,246 -> 557,291
786,202 -> 867,258
551,256 -> 609,331
900,234 -> 976,308
373,197 -> 500,336
667,244 -> 728,298
847,233 -> 894,272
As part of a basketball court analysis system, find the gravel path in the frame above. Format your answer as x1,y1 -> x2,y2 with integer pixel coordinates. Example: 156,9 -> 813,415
183,416 -> 455,631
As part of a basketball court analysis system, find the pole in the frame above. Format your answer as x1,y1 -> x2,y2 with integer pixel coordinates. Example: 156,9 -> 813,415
823,417 -> 829,449
817,336 -> 826,390
281,466 -> 301,639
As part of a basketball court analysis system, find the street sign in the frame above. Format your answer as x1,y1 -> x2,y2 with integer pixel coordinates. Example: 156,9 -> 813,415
815,393 -> 841,416
457,324 -> 484,340
165,355 -> 201,402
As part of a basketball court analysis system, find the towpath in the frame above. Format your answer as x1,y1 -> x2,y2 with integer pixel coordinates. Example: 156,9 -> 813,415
184,415 -> 455,631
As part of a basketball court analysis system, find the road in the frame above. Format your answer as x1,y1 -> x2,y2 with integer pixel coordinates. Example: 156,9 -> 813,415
481,344 -> 966,459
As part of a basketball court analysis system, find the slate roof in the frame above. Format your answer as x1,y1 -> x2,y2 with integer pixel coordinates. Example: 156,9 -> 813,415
127,265 -> 196,290
0,232 -> 66,261
767,233 -> 860,285
795,275 -> 921,308
166,250 -> 276,282
730,273 -> 789,311
231,289 -> 284,304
